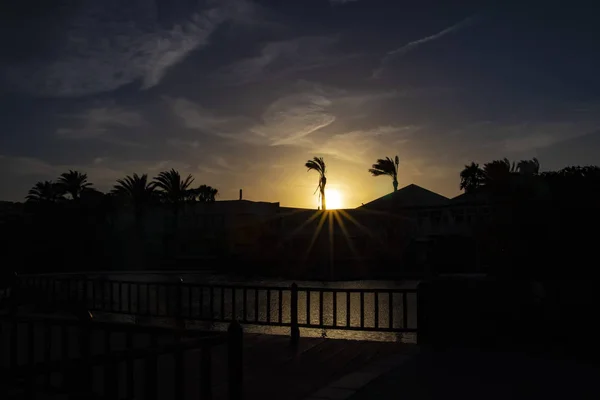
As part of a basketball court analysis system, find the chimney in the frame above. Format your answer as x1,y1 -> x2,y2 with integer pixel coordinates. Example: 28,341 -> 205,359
239,189 -> 243,200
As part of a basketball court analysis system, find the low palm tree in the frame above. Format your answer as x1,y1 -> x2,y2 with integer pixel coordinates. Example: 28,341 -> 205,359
305,157 -> 327,210
26,181 -> 64,203
111,173 -> 156,229
369,155 -> 400,192
193,185 -> 219,203
516,157 -> 540,176
459,162 -> 485,193
57,170 -> 92,200
483,158 -> 516,185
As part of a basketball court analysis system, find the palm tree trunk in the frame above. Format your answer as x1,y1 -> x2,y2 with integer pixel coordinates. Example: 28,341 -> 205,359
320,185 -> 326,211
393,178 -> 398,192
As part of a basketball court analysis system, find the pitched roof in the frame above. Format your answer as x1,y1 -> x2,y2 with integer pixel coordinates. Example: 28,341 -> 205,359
360,184 -> 449,210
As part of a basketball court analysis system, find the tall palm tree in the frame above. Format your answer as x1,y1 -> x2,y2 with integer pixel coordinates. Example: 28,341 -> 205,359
369,155 -> 400,192
305,157 -> 327,210
111,173 -> 156,228
26,181 -> 64,203
193,185 -> 219,203
459,162 -> 485,193
153,169 -> 195,207
57,170 -> 92,200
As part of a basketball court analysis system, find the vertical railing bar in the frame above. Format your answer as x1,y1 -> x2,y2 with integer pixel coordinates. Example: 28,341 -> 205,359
108,281 -> 113,312
403,291 -> 408,329
209,286 -> 215,321
137,283 -> 142,316
374,292 -> 379,329
232,288 -> 237,322
188,286 -> 193,318
278,289 -> 283,324
27,321 -> 35,366
118,282 -> 123,313
220,287 -> 226,321
242,288 -> 248,323
319,291 -> 324,327
306,290 -> 311,326
346,292 -> 351,327
197,286 -> 202,318
254,289 -> 259,322
360,292 -> 365,328
155,284 -> 160,316
146,283 -> 151,316
128,283 -> 132,314
266,290 -> 271,324
389,292 -> 394,329
332,292 -> 337,327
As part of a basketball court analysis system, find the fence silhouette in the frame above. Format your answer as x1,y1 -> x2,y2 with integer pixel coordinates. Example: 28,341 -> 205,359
16,276 -> 418,342
0,312 -> 243,399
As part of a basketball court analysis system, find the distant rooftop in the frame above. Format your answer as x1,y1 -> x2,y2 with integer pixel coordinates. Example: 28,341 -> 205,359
360,184 -> 450,210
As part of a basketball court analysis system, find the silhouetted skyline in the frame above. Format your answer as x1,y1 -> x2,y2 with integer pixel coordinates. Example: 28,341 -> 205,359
1,1 -> 600,208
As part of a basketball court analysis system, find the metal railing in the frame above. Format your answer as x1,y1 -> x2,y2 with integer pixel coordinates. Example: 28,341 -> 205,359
0,313 -> 243,400
16,275 -> 417,343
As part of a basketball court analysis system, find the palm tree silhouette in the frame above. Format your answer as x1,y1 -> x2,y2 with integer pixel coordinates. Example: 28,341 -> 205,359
459,162 -> 485,193
26,181 -> 64,203
193,185 -> 219,203
306,157 -> 327,210
153,169 -> 195,207
111,173 -> 156,229
369,156 -> 400,192
516,157 -> 540,176
57,170 -> 92,200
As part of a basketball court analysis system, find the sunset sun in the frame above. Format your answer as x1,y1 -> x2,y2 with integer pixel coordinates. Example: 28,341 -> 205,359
325,188 -> 343,210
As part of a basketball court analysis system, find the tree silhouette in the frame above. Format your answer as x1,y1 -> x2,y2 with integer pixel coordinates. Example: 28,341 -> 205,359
516,157 -> 540,176
369,156 -> 400,192
193,185 -> 219,203
26,181 -> 65,203
153,169 -> 194,207
111,173 -> 156,228
459,162 -> 485,193
305,157 -> 327,210
57,170 -> 92,200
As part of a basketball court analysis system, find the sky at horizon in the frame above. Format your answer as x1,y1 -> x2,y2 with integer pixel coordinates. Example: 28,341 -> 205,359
1,0 -> 599,208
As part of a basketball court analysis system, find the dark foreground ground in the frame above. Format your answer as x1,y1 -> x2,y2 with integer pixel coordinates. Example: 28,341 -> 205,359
348,347 -> 600,400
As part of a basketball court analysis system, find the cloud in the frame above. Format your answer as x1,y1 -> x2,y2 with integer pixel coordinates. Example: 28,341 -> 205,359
372,14 -> 480,79
211,35 -> 350,85
329,0 -> 359,4
3,1 -> 253,97
251,92 -> 336,146
166,97 -> 251,139
310,125 -> 416,163
55,103 -> 146,148
503,122 -> 599,153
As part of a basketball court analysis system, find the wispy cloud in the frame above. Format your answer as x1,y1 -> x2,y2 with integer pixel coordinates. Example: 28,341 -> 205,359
4,1 -> 255,97
57,104 -> 144,139
310,125 -> 416,163
211,35 -> 352,86
251,92 -> 336,146
372,14 -> 480,79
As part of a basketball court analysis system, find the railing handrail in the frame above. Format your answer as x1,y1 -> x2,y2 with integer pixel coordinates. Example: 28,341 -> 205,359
18,275 -> 418,293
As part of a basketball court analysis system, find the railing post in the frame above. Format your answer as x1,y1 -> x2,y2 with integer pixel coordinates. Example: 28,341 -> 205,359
176,277 -> 185,329
227,321 -> 243,400
290,283 -> 300,349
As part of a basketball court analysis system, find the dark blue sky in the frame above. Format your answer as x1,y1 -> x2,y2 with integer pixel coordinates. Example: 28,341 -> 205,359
1,0 -> 599,207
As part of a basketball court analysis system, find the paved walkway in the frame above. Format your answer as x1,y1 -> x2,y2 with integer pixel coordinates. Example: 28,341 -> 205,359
347,347 -> 600,400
